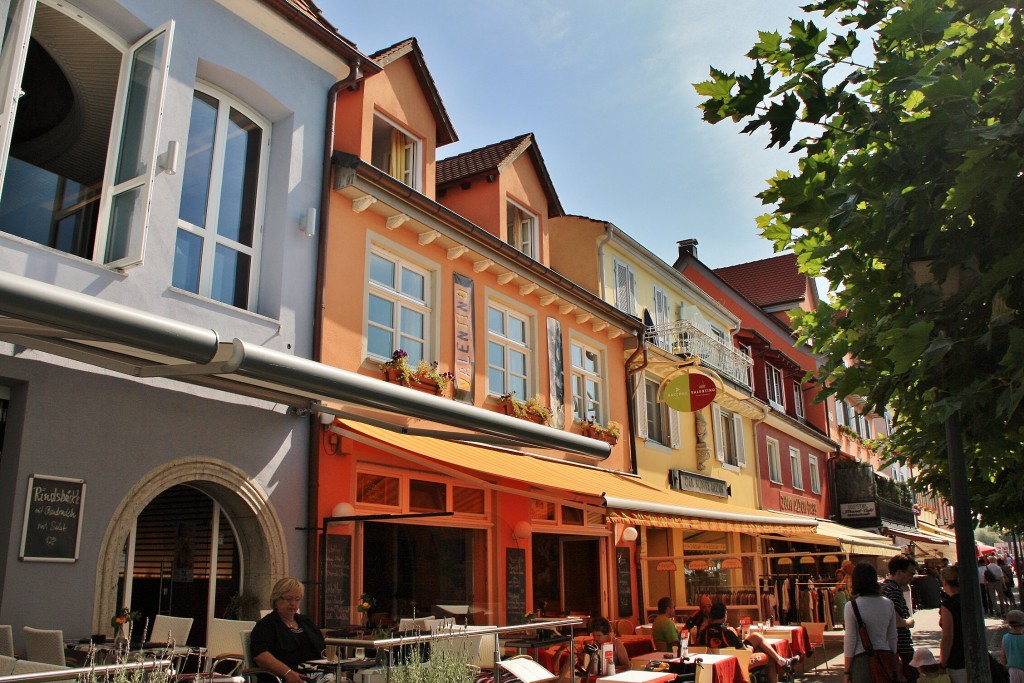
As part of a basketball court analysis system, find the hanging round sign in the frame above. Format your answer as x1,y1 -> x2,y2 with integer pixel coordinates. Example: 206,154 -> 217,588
662,372 -> 717,412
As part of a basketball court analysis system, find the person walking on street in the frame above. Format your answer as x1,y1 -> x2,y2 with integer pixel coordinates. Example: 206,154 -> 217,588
987,556 -> 1010,616
844,562 -> 898,683
939,565 -> 966,683
883,553 -> 919,683
1001,558 -> 1018,609
1002,609 -> 1024,683
981,558 -> 995,615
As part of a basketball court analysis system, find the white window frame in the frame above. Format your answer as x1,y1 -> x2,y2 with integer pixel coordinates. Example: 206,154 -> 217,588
766,364 -> 785,410
0,1 -> 174,268
486,301 -> 532,398
612,259 -> 637,316
644,377 -> 672,446
173,82 -> 269,309
365,247 -> 433,364
651,285 -> 671,350
506,198 -> 537,258
808,454 -> 821,494
372,113 -> 420,189
790,446 -> 804,490
792,381 -> 805,419
766,437 -> 782,484
571,339 -> 604,423
711,403 -> 745,468
835,399 -> 847,427
739,343 -> 754,387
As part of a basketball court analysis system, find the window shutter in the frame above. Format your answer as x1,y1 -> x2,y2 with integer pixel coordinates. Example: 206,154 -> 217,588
96,20 -> 175,269
614,261 -> 636,315
634,373 -> 648,440
669,405 -> 681,450
711,403 -> 725,463
734,414 -> 746,467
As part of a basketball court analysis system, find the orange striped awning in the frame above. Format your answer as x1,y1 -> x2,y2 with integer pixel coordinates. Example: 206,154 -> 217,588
336,420 -> 817,535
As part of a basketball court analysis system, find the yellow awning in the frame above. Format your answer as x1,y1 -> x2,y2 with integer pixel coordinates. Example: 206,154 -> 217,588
336,420 -> 817,535
771,517 -> 900,556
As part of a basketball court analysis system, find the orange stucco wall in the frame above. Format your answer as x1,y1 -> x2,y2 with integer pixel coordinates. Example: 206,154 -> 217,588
547,215 -> 607,294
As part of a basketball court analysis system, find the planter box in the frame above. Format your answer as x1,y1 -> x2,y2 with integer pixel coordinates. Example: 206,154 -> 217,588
498,400 -> 548,424
382,368 -> 447,396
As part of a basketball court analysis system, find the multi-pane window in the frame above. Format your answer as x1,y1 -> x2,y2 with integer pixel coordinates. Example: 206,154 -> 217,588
487,304 -> 530,397
790,447 -> 804,490
371,114 -> 419,189
792,381 -> 805,418
740,344 -> 754,387
571,341 -> 603,423
766,364 -> 785,409
366,250 -> 430,364
173,85 -> 269,309
0,2 -> 172,268
809,455 -> 821,494
712,404 -> 744,467
835,399 -> 847,427
506,200 -> 536,258
644,378 -> 670,445
766,437 -> 782,484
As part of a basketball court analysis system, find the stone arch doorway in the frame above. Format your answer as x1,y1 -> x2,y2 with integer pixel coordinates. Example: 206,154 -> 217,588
93,457 -> 288,640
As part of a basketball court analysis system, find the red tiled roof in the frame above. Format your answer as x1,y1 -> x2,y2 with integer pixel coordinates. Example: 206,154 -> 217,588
367,38 -> 457,146
262,0 -> 372,64
714,253 -> 808,309
436,134 -> 532,184
437,134 -> 565,216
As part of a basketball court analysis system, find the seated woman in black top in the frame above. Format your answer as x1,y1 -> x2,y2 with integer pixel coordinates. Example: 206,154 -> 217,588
704,603 -> 796,683
251,578 -> 328,683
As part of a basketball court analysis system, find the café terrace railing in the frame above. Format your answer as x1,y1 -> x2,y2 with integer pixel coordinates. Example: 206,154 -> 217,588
0,659 -> 182,683
644,319 -> 754,389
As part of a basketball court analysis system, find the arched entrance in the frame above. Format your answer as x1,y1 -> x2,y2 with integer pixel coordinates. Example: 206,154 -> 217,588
93,457 -> 288,641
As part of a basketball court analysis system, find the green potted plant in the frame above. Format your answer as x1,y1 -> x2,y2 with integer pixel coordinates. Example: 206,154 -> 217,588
497,392 -> 551,425
577,418 -> 621,445
381,351 -> 454,396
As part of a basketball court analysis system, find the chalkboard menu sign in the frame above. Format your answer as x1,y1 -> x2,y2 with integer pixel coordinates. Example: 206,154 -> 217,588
616,547 -> 633,617
322,533 -> 351,628
20,475 -> 85,562
505,547 -> 527,624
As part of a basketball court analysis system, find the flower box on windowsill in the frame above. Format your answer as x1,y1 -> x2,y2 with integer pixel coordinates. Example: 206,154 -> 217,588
382,368 -> 446,396
577,422 -> 620,446
498,400 -> 547,424
496,394 -> 552,425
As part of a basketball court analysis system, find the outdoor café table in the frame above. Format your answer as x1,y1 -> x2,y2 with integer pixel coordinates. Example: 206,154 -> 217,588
597,671 -> 676,683
762,636 -> 791,659
690,653 -> 744,683
760,626 -> 810,657
574,635 -> 656,660
504,633 -> 572,672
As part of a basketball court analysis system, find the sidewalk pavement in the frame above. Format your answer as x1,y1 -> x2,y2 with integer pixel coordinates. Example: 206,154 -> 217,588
790,606 -> 1013,682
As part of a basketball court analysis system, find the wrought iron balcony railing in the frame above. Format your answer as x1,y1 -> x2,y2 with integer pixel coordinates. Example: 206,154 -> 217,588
644,319 -> 754,389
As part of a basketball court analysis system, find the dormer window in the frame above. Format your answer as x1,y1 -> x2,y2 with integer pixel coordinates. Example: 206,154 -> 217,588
506,200 -> 536,258
371,114 -> 419,189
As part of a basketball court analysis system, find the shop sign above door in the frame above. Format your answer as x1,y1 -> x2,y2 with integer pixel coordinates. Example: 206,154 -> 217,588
669,468 -> 729,498
661,372 -> 717,412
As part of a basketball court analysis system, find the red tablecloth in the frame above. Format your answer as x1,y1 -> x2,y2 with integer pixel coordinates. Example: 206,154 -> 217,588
761,626 -> 809,656
691,653 -> 743,683
573,635 -> 656,659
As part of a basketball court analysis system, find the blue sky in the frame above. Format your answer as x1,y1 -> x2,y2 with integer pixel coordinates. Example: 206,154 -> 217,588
324,1 -> 808,269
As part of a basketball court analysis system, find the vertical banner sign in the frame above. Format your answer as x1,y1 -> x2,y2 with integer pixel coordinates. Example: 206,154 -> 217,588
546,317 -> 565,428
453,273 -> 475,403
20,474 -> 86,562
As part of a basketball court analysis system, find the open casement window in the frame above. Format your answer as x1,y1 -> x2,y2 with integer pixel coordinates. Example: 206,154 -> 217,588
570,340 -> 603,423
711,403 -> 745,467
612,259 -> 636,316
651,285 -> 670,350
765,364 -> 785,410
789,447 -> 803,490
506,199 -> 536,258
370,114 -> 419,189
173,84 -> 269,310
766,437 -> 782,484
792,381 -> 805,418
0,1 -> 173,268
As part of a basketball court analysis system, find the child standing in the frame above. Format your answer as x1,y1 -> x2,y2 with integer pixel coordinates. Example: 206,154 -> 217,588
1001,610 -> 1024,683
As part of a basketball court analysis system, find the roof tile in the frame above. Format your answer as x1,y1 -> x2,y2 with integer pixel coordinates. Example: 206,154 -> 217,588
714,253 -> 808,308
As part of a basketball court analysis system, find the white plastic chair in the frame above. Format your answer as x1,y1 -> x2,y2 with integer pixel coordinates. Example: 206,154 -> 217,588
23,626 -> 67,666
204,618 -> 255,673
150,615 -> 194,648
0,625 -> 13,657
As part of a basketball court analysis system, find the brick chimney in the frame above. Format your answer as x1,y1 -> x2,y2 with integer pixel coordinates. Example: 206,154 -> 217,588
677,239 -> 699,260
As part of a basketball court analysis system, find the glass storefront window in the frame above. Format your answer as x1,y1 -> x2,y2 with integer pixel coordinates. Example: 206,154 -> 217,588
356,472 -> 399,508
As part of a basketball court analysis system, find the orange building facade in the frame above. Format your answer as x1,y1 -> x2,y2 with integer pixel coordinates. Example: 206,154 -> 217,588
313,39 -> 648,629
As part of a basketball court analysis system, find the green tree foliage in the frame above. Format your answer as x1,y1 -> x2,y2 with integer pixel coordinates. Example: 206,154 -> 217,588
694,0 -> 1024,527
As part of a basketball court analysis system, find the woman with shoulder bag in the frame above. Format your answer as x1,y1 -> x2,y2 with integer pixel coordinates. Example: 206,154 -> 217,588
844,562 -> 901,683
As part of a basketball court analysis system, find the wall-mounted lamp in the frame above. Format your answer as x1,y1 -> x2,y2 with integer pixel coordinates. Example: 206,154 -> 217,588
299,207 -> 317,237
621,526 -> 639,543
319,411 -> 336,425
159,140 -> 179,175
332,501 -> 356,525
512,520 -> 533,542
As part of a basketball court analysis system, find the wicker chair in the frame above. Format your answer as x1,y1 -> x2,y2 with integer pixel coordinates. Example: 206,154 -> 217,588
22,626 -> 67,666
0,625 -> 13,658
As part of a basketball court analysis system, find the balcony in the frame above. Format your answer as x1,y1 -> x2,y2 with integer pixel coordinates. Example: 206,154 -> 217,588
644,319 -> 753,389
